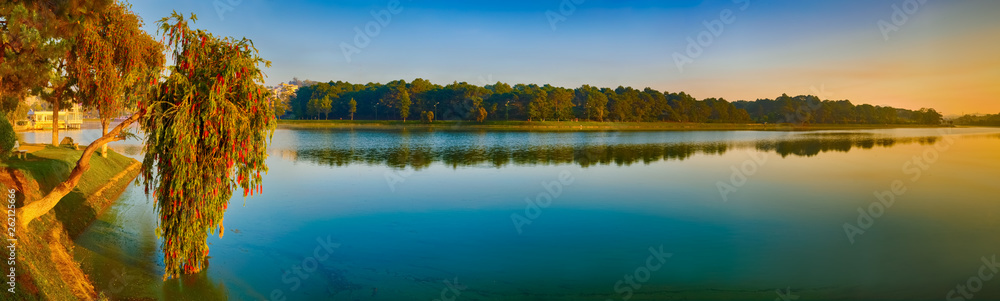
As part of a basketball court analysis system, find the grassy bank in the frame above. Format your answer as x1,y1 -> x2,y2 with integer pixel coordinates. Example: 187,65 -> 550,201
1,146 -> 139,300
278,119 -> 950,131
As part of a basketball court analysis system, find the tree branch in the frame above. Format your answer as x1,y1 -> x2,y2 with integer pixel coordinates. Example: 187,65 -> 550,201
17,111 -> 141,228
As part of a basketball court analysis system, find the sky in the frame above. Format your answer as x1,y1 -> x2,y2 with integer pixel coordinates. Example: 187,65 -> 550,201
130,0 -> 1000,115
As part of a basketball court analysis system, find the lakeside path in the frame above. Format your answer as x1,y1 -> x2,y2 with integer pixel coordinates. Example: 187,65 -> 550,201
278,120 -> 954,132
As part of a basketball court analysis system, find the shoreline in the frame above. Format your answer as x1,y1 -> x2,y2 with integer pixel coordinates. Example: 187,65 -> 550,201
1,147 -> 139,300
278,120 -> 955,132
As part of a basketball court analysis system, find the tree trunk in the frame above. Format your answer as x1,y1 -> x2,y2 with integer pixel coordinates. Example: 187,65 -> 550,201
51,98 -> 60,146
18,112 -> 139,228
100,119 -> 109,158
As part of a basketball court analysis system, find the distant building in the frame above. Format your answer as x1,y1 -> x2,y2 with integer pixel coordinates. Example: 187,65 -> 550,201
32,103 -> 83,130
272,82 -> 299,99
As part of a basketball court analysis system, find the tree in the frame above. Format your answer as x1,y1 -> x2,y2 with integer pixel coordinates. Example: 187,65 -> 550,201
349,97 -> 357,120
0,114 -> 14,159
3,101 -> 30,126
281,78 -> 943,126
305,98 -> 316,119
525,87 -> 548,121
609,87 -> 636,122
10,8 -> 275,282
421,110 -> 434,123
291,84 -> 313,118
137,12 -> 276,279
318,95 -> 332,119
399,89 -> 410,121
38,2 -> 112,145
548,87 -> 574,121
476,106 -> 487,123
731,109 -> 752,123
577,85 -> 607,121
272,90 -> 292,119
0,3 -> 56,113
668,92 -> 696,122
917,108 -> 942,125
0,1 -> 108,128
73,1 -> 164,157
14,0 -> 156,226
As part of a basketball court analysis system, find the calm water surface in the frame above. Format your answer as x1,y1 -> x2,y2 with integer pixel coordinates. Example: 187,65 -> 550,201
22,126 -> 1000,300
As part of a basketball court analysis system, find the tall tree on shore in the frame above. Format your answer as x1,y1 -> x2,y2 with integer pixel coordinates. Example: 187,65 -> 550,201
46,2 -> 111,145
349,97 -> 357,120
548,87 -> 574,121
1,1 -> 111,145
306,98 -> 318,119
318,95 -> 332,119
73,1 -> 163,157
399,89 -> 411,121
13,0 -> 147,226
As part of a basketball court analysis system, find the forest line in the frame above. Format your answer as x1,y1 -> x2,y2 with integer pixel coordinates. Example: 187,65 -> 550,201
277,79 -> 945,125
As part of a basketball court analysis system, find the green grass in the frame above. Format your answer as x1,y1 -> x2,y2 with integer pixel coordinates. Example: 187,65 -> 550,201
278,119 -> 950,131
0,146 -> 138,300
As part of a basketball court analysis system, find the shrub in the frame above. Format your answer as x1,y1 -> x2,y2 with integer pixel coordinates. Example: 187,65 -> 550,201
421,111 -> 435,123
0,114 -> 15,158
476,107 -> 487,123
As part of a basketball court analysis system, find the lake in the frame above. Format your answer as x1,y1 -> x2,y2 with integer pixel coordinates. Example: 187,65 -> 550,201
20,126 -> 1000,300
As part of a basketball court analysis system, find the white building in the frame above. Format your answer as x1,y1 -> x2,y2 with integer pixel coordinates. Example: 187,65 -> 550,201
30,103 -> 83,130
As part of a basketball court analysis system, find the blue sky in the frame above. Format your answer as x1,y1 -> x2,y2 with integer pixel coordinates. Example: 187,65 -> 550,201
130,0 -> 1000,114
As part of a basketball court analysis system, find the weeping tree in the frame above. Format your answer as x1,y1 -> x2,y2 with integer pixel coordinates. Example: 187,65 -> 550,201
73,1 -> 163,157
15,8 -> 275,281
141,12 -> 275,279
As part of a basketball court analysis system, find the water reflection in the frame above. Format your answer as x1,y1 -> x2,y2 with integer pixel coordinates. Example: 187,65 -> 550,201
72,127 -> 1000,300
285,134 -> 946,169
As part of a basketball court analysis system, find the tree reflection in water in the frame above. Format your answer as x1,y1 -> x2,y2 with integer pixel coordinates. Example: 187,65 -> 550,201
284,133 -> 948,170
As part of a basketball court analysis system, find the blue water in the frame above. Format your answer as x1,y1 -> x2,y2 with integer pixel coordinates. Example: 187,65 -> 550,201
39,126 -> 1000,300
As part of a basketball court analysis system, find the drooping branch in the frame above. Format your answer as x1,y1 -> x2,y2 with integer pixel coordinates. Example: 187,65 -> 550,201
17,111 -> 140,228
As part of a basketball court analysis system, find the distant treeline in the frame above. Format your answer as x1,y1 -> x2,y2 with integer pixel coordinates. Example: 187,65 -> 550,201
283,79 -> 942,124
953,113 -> 1000,126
